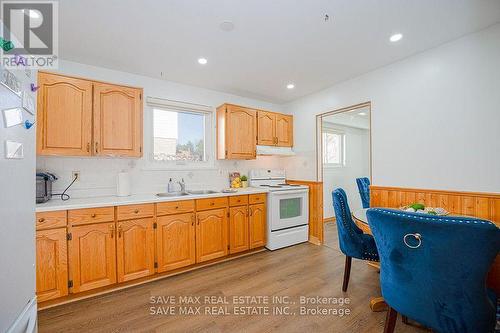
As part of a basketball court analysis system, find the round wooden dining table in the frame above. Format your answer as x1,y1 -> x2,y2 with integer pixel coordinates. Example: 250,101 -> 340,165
351,208 -> 388,312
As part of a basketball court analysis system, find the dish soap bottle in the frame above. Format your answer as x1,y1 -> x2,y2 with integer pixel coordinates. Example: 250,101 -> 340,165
167,178 -> 174,193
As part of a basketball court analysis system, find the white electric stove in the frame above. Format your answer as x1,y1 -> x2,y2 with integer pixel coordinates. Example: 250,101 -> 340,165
249,169 -> 309,250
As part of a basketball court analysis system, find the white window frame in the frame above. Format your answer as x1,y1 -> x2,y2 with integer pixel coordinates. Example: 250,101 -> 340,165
143,97 -> 215,170
322,127 -> 346,168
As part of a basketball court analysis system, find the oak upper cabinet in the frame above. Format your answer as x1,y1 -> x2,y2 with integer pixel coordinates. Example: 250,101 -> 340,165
217,104 -> 257,160
229,206 -> 249,254
196,208 -> 228,262
37,72 -> 143,157
275,114 -> 293,147
37,72 -> 93,156
116,218 -> 155,282
36,228 -> 69,302
68,222 -> 116,293
249,203 -> 266,249
257,111 -> 276,146
257,111 -> 293,147
93,83 -> 143,157
156,213 -> 196,272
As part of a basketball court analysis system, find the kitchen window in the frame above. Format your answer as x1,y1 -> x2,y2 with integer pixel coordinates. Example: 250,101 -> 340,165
148,97 -> 214,168
322,130 -> 345,167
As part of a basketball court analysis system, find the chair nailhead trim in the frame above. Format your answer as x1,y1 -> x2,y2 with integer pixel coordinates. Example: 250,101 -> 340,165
370,209 -> 497,227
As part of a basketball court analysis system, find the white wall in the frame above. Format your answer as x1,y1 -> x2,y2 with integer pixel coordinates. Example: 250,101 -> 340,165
38,60 -> 287,198
285,23 -> 500,194
322,123 -> 370,218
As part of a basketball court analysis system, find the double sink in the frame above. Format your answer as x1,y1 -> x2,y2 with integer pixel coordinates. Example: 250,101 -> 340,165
156,190 -> 219,198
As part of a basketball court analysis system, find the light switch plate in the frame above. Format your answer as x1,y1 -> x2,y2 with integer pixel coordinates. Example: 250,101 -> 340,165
2,107 -> 23,127
5,140 -> 24,159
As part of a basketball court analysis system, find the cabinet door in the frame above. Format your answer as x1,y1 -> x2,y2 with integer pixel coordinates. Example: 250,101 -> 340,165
69,222 -> 116,293
196,208 -> 228,263
257,111 -> 276,146
156,213 -> 196,272
229,206 -> 249,254
116,218 -> 155,282
37,72 -> 93,156
276,114 -> 293,147
226,105 -> 256,159
249,204 -> 266,248
36,228 -> 68,302
93,83 -> 143,157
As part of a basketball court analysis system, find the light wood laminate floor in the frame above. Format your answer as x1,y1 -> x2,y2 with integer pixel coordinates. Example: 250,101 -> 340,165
38,223 -> 428,333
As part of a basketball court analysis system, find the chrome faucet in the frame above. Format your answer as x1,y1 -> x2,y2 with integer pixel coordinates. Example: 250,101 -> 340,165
178,178 -> 186,193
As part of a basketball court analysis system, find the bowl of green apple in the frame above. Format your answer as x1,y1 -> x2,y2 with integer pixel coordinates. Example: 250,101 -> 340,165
400,203 -> 449,216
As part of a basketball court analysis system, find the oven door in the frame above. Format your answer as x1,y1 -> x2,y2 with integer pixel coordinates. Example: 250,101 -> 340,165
269,189 -> 309,231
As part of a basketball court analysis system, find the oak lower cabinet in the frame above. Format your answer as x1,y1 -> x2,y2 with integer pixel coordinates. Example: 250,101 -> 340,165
229,206 -> 249,254
116,218 -> 155,282
68,222 -> 116,293
196,208 -> 228,262
249,203 -> 266,249
36,228 -> 69,302
156,213 -> 196,272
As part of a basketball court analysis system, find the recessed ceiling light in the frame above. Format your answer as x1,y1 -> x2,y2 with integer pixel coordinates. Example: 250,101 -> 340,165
390,33 -> 403,42
358,112 -> 367,116
286,83 -> 295,89
198,58 -> 207,65
220,21 -> 235,32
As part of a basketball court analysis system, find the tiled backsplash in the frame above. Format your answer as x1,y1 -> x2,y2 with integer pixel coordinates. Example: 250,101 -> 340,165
37,156 -> 284,199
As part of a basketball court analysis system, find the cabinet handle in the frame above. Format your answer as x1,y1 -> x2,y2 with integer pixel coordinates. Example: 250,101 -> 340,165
91,213 -> 96,218
175,206 -> 179,209
95,142 -> 99,153
86,143 -> 90,152
134,209 -> 139,213
249,208 -> 253,216
197,217 -> 200,225
118,226 -> 122,238
38,218 -> 45,223
210,202 -> 214,206
110,224 -> 114,238
191,215 -> 195,226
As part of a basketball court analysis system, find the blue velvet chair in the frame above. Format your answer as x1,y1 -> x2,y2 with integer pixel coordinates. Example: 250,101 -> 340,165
332,188 -> 379,292
366,208 -> 500,333
356,177 -> 371,208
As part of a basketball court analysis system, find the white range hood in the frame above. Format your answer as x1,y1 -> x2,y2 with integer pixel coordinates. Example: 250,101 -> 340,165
256,145 -> 296,156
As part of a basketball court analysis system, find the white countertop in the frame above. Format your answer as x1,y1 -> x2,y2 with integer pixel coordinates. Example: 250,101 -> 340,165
36,187 -> 269,212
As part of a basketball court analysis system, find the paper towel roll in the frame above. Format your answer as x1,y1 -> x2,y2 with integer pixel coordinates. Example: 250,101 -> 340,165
117,172 -> 131,197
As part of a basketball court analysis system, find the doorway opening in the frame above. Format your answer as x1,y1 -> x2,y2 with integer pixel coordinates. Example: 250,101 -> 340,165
316,102 -> 372,249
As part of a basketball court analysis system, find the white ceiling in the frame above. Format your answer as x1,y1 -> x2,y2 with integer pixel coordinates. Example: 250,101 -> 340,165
59,0 -> 500,103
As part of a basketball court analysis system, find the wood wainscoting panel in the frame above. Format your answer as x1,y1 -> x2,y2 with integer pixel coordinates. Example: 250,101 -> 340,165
287,180 -> 323,245
370,185 -> 500,294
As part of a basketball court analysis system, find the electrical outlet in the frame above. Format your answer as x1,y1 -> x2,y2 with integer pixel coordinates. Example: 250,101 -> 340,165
72,171 -> 80,182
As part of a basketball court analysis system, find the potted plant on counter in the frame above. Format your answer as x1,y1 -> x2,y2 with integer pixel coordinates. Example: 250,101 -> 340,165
240,175 -> 248,188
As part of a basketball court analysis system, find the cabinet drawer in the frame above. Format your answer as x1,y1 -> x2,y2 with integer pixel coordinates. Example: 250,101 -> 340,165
249,193 -> 266,205
68,207 -> 114,226
229,195 -> 248,207
196,197 -> 228,211
36,211 -> 67,230
117,204 -> 154,221
157,200 -> 195,216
